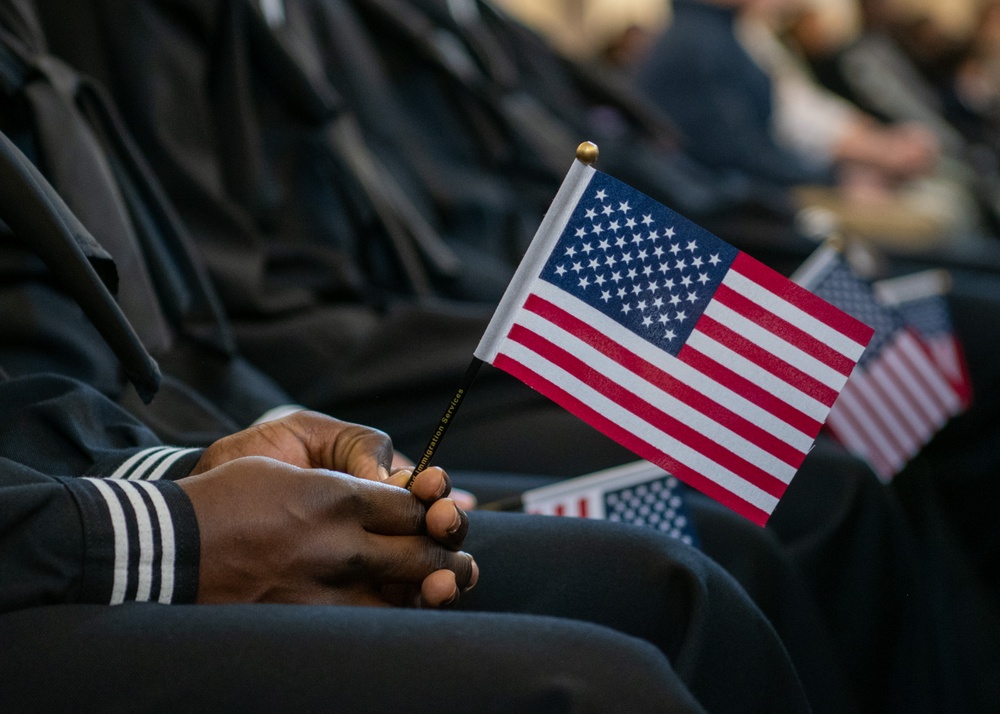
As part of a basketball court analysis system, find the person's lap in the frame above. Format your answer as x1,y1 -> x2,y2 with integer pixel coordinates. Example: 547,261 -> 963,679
0,513 -> 809,713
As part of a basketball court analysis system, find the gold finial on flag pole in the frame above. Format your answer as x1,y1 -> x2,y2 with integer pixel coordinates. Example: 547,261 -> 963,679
576,141 -> 599,166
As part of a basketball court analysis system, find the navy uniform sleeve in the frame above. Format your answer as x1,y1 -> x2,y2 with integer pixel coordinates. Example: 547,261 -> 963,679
0,373 -> 201,613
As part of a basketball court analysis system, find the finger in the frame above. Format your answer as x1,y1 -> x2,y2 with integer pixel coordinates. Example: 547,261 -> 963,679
392,451 -> 415,469
384,469 -> 413,490
356,535 -> 476,590
451,488 -> 477,511
425,498 -> 468,550
420,569 -> 459,608
291,413 -> 393,481
331,423 -> 394,482
384,467 -> 451,504
348,477 -> 428,535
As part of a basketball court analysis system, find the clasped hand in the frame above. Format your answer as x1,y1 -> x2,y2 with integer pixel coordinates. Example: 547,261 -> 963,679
177,411 -> 476,608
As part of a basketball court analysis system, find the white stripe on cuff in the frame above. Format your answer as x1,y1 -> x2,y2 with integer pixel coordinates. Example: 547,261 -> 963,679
133,480 -> 178,604
144,448 -> 200,482
112,481 -> 156,601
108,446 -> 199,481
85,478 -> 130,605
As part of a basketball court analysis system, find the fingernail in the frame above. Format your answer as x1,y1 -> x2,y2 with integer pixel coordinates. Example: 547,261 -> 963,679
377,466 -> 390,481
442,589 -> 459,607
447,503 -> 462,534
464,556 -> 479,591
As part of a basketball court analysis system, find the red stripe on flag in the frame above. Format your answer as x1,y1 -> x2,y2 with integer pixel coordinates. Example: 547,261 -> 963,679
696,315 -> 840,407
880,353 -> 945,439
835,381 -> 901,478
523,295 -> 807,468
713,284 -> 857,377
826,395 -> 895,478
896,333 -> 957,420
578,498 -> 589,518
505,324 -> 789,499
493,353 -> 773,526
863,364 -> 924,456
678,346 -> 822,435
842,371 -> 912,472
930,336 -> 972,405
732,253 -> 875,345
554,504 -> 565,516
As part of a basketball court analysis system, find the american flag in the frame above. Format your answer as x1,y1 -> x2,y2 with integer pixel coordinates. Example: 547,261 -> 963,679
523,461 -> 698,546
476,162 -> 873,525
793,248 -> 963,480
875,270 -> 972,408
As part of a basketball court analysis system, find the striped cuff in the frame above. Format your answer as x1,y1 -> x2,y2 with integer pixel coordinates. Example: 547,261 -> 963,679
58,477 -> 199,605
95,446 -> 203,482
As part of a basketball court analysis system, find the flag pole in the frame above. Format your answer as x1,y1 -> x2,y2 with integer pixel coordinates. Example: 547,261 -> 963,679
405,356 -> 484,488
405,142 -> 601,489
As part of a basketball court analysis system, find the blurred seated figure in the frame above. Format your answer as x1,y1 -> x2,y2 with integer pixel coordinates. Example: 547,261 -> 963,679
788,0 -> 1000,236
948,0 -> 1000,153
25,0 -> 812,474
635,0 -> 833,192
634,0 -> 985,251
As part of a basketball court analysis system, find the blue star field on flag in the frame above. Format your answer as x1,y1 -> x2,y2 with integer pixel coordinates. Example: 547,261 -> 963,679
604,475 -> 698,546
538,172 -> 739,356
894,294 -> 954,340
807,259 -> 902,366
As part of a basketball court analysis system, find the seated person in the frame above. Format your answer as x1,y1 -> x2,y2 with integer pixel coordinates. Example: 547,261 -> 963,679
0,367 -> 814,712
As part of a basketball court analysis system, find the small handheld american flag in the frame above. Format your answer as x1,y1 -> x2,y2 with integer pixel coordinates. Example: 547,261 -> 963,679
874,270 -> 972,408
523,460 -> 699,546
795,250 -> 964,480
475,155 -> 874,525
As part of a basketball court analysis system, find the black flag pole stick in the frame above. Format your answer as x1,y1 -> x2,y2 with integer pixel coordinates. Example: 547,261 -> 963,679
405,357 -> 484,489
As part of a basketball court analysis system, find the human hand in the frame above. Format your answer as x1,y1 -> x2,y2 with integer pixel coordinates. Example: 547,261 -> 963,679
192,411 -> 394,483
390,453 -> 478,511
177,457 -> 476,607
875,123 -> 941,179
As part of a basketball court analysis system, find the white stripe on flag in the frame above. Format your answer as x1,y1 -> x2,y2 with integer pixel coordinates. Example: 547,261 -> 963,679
882,341 -> 950,429
725,268 -> 867,361
704,299 -> 850,392
475,161 -> 594,362
830,378 -> 905,477
863,361 -> 924,458
897,332 -> 962,415
514,309 -> 798,482
686,330 -> 830,422
875,356 -> 938,444
533,281 -> 821,447
825,395 -> 886,475
498,339 -> 781,515
929,339 -> 962,385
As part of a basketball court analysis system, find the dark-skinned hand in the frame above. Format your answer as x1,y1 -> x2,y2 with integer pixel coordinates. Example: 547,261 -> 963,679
177,457 -> 476,607
193,411 -> 479,510
192,411 -> 395,482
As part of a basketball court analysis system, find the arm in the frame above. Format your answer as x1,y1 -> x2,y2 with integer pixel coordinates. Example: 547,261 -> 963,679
0,372 -> 202,612
0,374 -> 476,613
